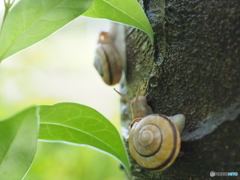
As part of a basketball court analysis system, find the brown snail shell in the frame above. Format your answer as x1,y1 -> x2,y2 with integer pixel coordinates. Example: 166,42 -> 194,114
114,88 -> 185,171
94,36 -> 122,85
129,114 -> 181,171
94,23 -> 126,86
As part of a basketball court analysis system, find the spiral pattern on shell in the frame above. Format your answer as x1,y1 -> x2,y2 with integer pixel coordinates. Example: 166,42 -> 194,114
129,114 -> 181,171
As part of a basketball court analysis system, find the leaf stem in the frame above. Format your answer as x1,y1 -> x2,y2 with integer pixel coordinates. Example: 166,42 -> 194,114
1,0 -> 15,33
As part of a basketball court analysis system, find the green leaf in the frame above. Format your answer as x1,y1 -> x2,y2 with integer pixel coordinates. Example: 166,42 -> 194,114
0,0 -> 94,61
83,0 -> 154,44
38,102 -> 131,174
0,107 -> 39,180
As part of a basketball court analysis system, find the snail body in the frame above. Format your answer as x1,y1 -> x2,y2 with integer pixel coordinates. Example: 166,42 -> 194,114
94,22 -> 126,85
114,88 -> 185,171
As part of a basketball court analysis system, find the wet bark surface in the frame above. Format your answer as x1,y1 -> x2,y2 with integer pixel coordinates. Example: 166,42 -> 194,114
119,0 -> 240,179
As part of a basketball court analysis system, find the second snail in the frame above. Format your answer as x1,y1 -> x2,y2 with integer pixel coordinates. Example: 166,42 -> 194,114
114,88 -> 186,171
94,22 -> 126,85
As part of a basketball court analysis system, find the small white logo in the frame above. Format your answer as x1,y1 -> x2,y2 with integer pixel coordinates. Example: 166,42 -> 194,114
210,171 -> 215,177
210,171 -> 238,177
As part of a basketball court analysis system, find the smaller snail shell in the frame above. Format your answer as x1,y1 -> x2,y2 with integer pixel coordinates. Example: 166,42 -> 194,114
94,23 -> 126,85
94,33 -> 122,85
129,114 -> 181,171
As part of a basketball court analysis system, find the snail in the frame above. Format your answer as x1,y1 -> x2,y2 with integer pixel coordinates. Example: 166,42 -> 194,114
114,87 -> 185,171
94,22 -> 126,85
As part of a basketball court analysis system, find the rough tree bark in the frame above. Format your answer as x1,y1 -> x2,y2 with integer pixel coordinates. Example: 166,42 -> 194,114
119,0 -> 240,179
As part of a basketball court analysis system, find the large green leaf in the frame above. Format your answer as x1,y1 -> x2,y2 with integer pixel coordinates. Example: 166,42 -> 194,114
38,102 -> 131,174
0,0 -> 94,61
83,0 -> 154,43
0,107 -> 39,180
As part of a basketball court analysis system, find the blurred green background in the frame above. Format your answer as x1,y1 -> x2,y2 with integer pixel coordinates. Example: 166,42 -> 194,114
0,4 -> 126,179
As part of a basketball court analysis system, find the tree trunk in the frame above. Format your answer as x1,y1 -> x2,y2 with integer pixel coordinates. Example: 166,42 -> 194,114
120,0 -> 240,179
